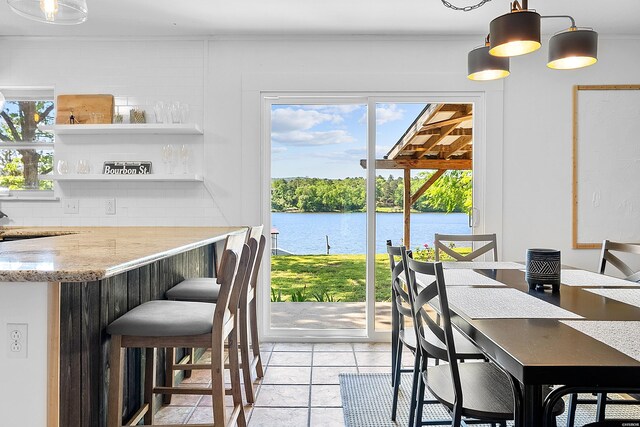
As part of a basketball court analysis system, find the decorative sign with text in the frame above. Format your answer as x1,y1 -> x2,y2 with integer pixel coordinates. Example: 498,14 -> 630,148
103,161 -> 152,175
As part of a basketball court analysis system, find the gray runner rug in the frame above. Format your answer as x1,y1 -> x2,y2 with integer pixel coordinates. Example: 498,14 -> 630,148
339,373 -> 640,427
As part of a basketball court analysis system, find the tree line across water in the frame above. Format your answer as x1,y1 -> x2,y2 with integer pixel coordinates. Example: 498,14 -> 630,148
271,170 -> 472,213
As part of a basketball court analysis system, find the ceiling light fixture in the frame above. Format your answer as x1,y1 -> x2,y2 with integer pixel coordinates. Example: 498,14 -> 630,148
468,37 -> 510,81
7,0 -> 88,25
442,0 -> 598,81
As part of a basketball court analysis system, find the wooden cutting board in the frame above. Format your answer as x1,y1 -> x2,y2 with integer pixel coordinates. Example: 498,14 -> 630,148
56,94 -> 114,124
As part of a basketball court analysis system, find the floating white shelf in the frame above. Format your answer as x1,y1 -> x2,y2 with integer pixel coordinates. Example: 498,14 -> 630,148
0,142 -> 55,149
40,174 -> 204,182
38,123 -> 203,135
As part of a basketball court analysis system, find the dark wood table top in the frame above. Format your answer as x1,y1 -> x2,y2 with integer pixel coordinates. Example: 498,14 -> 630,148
447,268 -> 640,387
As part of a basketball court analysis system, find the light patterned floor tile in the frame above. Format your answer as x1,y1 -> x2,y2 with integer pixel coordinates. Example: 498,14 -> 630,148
314,343 -> 354,352
263,366 -> 312,385
269,351 -> 313,367
312,366 -> 358,385
310,384 -> 343,407
249,407 -> 309,427
254,385 -> 310,407
310,407 -> 345,426
273,342 -> 314,352
313,352 -> 356,367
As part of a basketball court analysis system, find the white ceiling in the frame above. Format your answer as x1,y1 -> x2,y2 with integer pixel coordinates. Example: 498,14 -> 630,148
1,0 -> 639,37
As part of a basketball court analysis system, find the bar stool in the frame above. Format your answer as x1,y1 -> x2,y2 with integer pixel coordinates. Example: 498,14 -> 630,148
165,225 -> 266,404
106,238 -> 251,427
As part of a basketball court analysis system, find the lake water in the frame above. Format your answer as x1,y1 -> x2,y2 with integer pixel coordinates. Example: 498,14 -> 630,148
271,212 -> 471,254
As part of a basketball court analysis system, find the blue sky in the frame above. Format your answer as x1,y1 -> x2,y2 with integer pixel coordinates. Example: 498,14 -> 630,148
271,103 -> 427,179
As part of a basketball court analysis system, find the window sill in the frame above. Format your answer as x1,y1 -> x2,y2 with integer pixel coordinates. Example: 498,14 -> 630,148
0,194 -> 59,202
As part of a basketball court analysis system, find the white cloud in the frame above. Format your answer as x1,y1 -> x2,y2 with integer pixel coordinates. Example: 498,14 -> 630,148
271,107 -> 342,132
376,104 -> 404,125
272,130 -> 355,146
302,105 -> 363,115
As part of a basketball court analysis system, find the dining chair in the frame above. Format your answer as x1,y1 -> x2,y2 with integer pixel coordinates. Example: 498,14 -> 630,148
106,241 -> 251,427
401,247 -> 520,427
565,240 -> 640,426
165,226 -> 265,404
434,233 -> 498,261
387,241 -> 485,426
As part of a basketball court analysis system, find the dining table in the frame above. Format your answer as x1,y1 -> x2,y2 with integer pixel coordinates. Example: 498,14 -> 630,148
420,262 -> 640,427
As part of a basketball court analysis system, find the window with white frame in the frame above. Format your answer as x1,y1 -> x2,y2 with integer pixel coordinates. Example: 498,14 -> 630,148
0,88 -> 54,192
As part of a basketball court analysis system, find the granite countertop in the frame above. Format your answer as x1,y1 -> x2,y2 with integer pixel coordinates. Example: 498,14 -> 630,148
0,226 -> 245,282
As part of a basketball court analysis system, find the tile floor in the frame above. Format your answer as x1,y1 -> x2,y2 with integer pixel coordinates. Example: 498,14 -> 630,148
154,342 -> 414,426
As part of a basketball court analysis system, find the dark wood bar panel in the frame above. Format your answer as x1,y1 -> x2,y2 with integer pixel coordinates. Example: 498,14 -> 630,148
59,244 -> 215,427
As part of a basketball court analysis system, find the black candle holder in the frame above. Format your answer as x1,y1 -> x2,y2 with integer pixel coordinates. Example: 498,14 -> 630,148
526,248 -> 561,292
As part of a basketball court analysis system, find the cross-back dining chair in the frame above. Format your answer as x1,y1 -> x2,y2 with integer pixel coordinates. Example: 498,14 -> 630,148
387,240 -> 485,426
434,233 -> 498,262
401,247 -> 519,427
106,237 -> 251,427
563,240 -> 640,427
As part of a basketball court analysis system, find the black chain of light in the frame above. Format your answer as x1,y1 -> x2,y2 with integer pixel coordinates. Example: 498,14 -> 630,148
440,0 -> 494,12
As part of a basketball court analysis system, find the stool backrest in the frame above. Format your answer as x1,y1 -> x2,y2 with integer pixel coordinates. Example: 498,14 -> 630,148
599,240 -> 640,282
248,234 -> 266,292
215,232 -> 252,323
434,233 -> 497,261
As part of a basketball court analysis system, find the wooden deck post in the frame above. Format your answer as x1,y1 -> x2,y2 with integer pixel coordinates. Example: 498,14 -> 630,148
403,168 -> 411,249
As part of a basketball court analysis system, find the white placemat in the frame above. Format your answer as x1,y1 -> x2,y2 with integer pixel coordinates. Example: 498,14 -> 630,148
585,288 -> 640,308
412,270 -> 505,288
561,270 -> 639,287
442,261 -> 525,270
446,287 -> 582,319
561,320 -> 640,362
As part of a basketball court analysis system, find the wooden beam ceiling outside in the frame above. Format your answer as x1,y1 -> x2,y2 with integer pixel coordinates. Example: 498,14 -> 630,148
410,169 -> 446,205
360,158 -> 472,170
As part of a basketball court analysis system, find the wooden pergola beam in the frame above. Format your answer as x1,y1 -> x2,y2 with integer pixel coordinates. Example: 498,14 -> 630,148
443,136 -> 473,159
420,114 -> 473,131
411,169 -> 446,205
411,111 -> 469,158
360,158 -> 471,170
419,128 -> 472,136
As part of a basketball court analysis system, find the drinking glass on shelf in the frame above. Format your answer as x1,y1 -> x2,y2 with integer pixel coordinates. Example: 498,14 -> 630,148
179,103 -> 190,124
56,160 -> 69,175
154,101 -> 169,124
162,144 -> 175,174
170,102 -> 182,124
76,160 -> 91,174
180,145 -> 190,174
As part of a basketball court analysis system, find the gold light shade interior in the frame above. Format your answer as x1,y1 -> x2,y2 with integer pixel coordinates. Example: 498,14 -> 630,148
468,69 -> 510,81
489,40 -> 541,57
547,55 -> 597,70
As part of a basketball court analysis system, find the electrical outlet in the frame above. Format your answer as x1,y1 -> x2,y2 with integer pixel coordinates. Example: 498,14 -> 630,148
6,323 -> 27,359
105,198 -> 116,215
64,198 -> 79,214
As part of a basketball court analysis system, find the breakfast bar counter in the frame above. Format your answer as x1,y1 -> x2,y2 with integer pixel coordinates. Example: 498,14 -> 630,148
0,226 -> 246,427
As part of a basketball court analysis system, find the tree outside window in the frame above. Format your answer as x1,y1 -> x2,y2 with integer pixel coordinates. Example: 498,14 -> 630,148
0,97 -> 55,190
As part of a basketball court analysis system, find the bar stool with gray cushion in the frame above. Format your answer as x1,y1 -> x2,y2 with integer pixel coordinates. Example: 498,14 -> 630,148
434,233 -> 498,261
165,225 -> 265,404
106,241 -> 251,427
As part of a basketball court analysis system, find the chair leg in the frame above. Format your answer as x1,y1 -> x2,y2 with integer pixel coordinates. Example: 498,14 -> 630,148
248,297 -> 264,378
184,348 -> 193,378
414,367 -> 426,427
227,326 -> 247,427
391,309 -> 399,387
107,335 -> 125,427
566,393 -> 578,427
451,403 -> 462,427
391,342 -> 403,421
144,348 -> 156,425
163,348 -> 175,405
239,305 -> 255,404
596,393 -> 607,421
407,352 -> 421,427
211,335 -> 228,427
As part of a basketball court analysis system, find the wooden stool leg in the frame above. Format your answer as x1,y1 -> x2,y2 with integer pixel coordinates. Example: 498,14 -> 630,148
227,326 -> 247,427
163,348 -> 175,405
211,334 -> 227,427
184,348 -> 194,378
239,306 -> 255,403
144,348 -> 156,425
108,335 -> 125,427
249,298 -> 264,378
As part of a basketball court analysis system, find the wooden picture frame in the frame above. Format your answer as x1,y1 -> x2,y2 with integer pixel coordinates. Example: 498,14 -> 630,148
572,85 -> 640,249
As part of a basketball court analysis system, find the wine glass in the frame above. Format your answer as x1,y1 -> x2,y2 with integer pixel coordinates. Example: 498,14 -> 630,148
180,145 -> 190,174
56,160 -> 69,175
162,144 -> 175,174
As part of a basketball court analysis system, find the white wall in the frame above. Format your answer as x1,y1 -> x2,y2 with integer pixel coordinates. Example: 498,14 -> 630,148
1,35 -> 639,268
0,282 -> 49,426
0,38 -> 226,226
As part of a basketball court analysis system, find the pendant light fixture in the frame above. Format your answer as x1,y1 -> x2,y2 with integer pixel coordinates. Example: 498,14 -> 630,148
7,0 -> 88,25
443,0 -> 599,81
547,27 -> 598,70
468,37 -> 510,81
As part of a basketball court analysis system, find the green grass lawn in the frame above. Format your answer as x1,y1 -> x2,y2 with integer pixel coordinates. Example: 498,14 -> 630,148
270,248 -> 471,303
